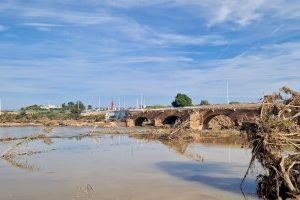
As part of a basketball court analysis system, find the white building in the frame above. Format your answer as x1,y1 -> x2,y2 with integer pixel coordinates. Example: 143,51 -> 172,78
41,104 -> 62,110
105,111 -> 128,120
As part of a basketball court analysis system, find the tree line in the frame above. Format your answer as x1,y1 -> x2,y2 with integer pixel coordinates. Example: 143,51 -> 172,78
21,101 -> 93,116
171,93 -> 240,107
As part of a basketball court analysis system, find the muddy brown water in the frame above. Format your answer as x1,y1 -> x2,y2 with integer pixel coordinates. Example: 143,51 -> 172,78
0,127 -> 260,200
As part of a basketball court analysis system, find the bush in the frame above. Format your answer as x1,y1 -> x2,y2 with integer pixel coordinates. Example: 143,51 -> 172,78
199,100 -> 210,105
172,93 -> 193,107
146,105 -> 166,109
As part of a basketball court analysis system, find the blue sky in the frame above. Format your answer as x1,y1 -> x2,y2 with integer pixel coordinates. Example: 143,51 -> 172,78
0,0 -> 300,109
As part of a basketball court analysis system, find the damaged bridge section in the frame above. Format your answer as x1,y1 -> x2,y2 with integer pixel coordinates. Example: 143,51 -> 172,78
126,104 -> 261,130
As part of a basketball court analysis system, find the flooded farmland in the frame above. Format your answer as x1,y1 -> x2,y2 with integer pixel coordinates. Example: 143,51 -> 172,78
0,127 -> 259,200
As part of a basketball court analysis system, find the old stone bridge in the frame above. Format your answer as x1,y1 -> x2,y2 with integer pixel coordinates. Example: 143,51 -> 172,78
126,104 -> 261,130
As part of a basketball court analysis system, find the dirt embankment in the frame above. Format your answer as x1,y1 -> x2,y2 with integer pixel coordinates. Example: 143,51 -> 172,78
0,120 -> 123,128
0,112 -> 123,127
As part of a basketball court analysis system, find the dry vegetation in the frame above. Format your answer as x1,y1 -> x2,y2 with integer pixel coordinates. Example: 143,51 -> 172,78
0,112 -> 106,127
242,87 -> 300,200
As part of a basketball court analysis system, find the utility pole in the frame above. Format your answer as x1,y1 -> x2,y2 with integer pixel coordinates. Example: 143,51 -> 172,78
98,97 -> 101,111
123,96 -> 125,110
140,94 -> 143,109
0,98 -> 2,115
226,81 -> 230,104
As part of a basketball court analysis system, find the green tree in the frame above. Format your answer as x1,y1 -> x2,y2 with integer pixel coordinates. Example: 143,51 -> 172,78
77,101 -> 86,111
172,93 -> 193,107
70,101 -> 85,113
200,100 -> 210,106
67,102 -> 75,107
24,104 -> 42,110
88,105 -> 92,110
60,101 -> 86,118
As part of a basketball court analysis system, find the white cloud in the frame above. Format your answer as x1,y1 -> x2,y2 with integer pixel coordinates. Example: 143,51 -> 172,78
104,0 -> 300,26
103,0 -> 168,7
2,0 -> 300,28
165,41 -> 300,100
22,22 -> 65,31
2,41 -> 298,103
0,2 -> 118,26
155,33 -> 227,46
205,0 -> 265,26
75,41 -> 300,101
22,22 -> 64,27
0,1 -> 227,46
109,17 -> 227,46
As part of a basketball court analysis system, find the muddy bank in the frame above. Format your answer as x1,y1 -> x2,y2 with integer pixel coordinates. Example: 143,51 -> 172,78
88,126 -> 247,147
0,125 -> 247,146
130,129 -> 247,146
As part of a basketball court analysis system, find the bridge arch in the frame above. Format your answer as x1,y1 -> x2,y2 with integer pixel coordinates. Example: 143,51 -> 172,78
126,104 -> 260,129
202,112 -> 237,130
163,115 -> 182,126
135,117 -> 153,126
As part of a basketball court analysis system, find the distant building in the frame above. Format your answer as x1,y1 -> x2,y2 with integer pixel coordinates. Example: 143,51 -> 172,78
111,100 -> 116,111
105,110 -> 128,120
41,104 -> 61,110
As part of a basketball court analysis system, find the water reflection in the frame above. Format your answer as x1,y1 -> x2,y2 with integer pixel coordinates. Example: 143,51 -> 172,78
157,161 -> 256,195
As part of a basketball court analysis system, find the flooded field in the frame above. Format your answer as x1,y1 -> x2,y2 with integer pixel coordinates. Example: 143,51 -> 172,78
0,127 -> 259,200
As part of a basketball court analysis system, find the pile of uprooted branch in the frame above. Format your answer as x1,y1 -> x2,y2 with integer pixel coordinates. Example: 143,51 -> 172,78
242,86 -> 300,199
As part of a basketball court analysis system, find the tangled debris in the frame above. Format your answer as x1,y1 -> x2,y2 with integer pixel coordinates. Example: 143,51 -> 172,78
242,87 -> 300,200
